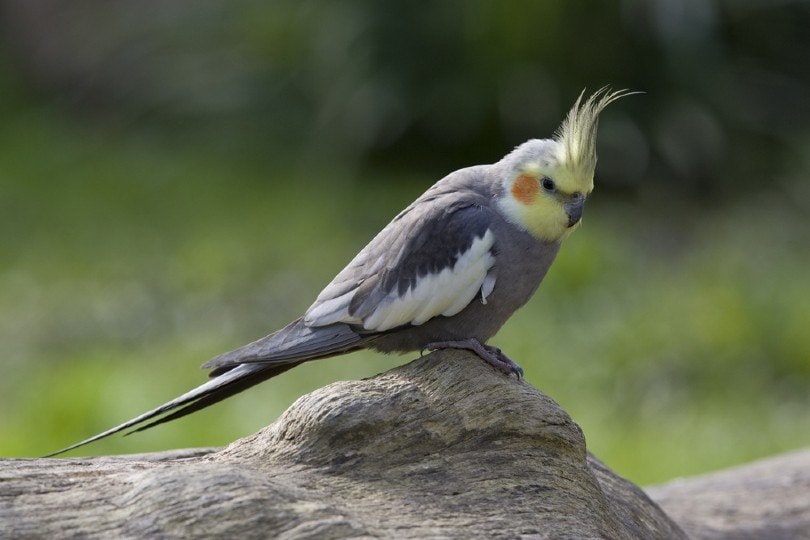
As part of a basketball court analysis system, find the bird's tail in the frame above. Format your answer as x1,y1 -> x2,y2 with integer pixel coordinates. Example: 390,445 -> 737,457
44,319 -> 369,457
201,318 -> 368,374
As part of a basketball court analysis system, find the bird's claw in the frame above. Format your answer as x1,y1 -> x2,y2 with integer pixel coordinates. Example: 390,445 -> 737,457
422,339 -> 524,379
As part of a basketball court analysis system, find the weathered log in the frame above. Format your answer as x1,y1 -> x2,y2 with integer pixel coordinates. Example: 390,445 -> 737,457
647,448 -> 810,540
1,350 -> 688,538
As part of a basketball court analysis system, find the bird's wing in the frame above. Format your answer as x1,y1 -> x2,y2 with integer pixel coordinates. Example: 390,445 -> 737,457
304,192 -> 498,332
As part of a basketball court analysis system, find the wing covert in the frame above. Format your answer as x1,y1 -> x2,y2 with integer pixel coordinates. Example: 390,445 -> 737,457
304,196 -> 497,332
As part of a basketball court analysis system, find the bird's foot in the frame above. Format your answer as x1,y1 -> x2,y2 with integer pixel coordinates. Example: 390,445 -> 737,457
422,338 -> 524,379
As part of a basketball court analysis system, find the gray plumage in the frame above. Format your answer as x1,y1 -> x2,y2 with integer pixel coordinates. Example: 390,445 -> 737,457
209,162 -> 560,363
47,89 -> 629,456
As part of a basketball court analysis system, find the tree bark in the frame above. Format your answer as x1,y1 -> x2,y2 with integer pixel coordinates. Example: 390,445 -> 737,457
647,448 -> 810,540
0,350 -> 694,538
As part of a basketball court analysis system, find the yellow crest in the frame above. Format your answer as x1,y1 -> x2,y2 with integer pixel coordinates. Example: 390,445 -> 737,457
554,87 -> 636,181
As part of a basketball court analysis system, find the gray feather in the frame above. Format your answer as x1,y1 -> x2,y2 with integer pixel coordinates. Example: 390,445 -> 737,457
202,318 -> 369,372
43,362 -> 277,457
44,320 -> 369,456
305,166 -> 497,330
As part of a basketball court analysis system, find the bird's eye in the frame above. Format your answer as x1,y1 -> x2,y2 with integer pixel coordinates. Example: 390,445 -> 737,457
541,177 -> 556,192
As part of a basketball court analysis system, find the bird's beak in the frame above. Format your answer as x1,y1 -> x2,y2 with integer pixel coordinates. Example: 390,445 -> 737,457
565,198 -> 585,228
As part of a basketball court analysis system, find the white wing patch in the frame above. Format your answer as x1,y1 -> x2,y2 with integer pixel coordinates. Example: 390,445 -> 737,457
481,270 -> 497,304
303,289 -> 362,327
361,229 -> 496,331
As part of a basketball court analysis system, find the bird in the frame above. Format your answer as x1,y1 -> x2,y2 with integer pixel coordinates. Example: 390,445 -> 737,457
46,87 -> 633,457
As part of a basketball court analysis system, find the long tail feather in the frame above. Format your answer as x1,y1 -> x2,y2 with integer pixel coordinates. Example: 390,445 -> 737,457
125,363 -> 300,435
43,363 -> 275,457
44,320 -> 370,457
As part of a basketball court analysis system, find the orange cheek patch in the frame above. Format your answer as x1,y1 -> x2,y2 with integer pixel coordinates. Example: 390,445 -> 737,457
511,173 -> 539,205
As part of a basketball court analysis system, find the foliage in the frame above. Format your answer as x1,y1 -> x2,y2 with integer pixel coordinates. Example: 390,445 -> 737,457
2,1 -> 809,192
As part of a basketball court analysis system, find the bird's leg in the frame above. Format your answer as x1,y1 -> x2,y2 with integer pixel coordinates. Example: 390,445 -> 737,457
421,338 -> 524,379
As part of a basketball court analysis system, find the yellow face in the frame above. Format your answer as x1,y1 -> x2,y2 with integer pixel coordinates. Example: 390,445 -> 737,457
498,160 -> 593,242
495,88 -> 632,241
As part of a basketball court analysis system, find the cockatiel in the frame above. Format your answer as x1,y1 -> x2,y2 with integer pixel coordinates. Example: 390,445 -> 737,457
47,88 -> 632,456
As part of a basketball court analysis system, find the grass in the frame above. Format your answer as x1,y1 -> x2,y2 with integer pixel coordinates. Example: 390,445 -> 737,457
1,107 -> 808,487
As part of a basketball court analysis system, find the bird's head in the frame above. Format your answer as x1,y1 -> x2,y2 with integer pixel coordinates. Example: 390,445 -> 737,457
495,88 -> 634,242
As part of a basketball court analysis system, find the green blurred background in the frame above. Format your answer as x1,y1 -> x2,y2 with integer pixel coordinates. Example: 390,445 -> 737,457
1,1 -> 809,486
